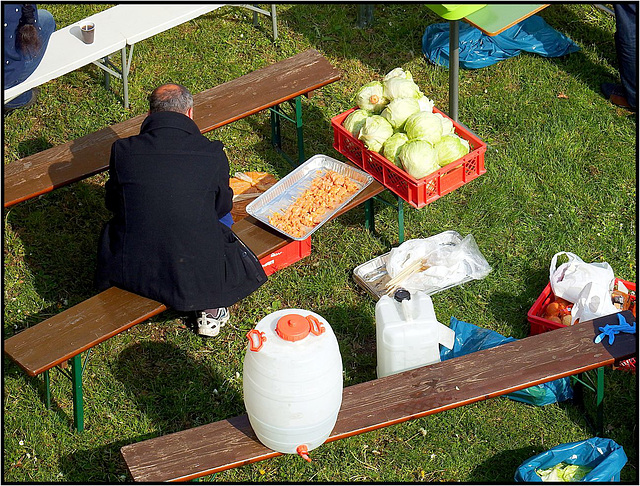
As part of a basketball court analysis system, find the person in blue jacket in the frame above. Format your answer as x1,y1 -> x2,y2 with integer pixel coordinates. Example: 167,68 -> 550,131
601,3 -> 637,112
3,4 -> 56,112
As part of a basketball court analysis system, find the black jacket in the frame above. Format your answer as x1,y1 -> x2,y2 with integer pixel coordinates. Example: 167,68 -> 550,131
95,111 -> 265,311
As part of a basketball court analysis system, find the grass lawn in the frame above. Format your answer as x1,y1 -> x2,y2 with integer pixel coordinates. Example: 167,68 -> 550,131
3,3 -> 637,483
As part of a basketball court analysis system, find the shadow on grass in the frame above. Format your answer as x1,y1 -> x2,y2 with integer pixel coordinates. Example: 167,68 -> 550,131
112,340 -> 245,432
469,445 -> 545,482
59,436 -> 152,483
58,339 -> 246,481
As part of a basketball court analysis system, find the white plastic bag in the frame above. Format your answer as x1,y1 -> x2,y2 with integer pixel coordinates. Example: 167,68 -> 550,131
549,252 -> 614,304
385,231 -> 491,294
570,281 -> 619,325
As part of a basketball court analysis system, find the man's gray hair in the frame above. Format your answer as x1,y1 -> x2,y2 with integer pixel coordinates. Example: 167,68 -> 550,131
148,84 -> 194,114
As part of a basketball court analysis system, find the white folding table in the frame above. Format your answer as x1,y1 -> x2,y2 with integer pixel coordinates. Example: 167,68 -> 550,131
4,4 -> 278,108
4,8 -> 127,104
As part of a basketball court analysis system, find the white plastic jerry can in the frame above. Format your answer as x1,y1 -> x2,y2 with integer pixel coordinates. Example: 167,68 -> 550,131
243,309 -> 343,461
375,289 -> 455,378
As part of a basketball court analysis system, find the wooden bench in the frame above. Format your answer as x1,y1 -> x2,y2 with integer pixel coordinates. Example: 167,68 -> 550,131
4,4 -> 278,108
120,311 -> 636,482
4,48 -> 340,208
4,48 -> 392,431
3,185 -> 383,432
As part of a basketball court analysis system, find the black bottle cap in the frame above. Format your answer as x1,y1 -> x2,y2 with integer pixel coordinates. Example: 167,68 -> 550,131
393,288 -> 411,302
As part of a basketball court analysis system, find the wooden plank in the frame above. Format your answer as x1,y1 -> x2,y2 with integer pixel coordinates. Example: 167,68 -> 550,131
3,287 -> 167,377
192,48 -> 341,132
4,49 -> 341,208
463,4 -> 549,36
121,312 -> 636,482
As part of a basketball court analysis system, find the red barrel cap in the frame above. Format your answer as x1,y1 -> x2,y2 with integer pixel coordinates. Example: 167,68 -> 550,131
276,314 -> 310,342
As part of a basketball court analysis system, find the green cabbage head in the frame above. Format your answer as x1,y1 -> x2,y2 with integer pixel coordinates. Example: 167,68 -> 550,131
342,109 -> 371,136
383,67 -> 413,82
380,98 -> 421,131
404,111 -> 443,144
434,134 -> 470,167
434,112 -> 455,136
384,77 -> 422,101
355,81 -> 388,113
399,140 -> 440,179
417,95 -> 435,112
536,463 -> 592,482
358,115 -> 394,153
382,132 -> 409,167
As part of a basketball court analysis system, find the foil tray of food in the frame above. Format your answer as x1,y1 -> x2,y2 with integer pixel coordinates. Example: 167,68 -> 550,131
247,154 -> 374,241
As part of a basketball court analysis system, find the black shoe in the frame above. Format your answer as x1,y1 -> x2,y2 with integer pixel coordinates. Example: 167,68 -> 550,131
600,82 -> 636,111
4,88 -> 40,114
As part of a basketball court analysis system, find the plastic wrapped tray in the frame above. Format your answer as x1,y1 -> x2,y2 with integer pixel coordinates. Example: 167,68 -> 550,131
246,154 -> 374,241
353,252 -> 474,300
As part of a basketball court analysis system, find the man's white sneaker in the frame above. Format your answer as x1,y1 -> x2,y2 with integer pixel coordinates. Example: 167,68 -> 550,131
196,308 -> 230,337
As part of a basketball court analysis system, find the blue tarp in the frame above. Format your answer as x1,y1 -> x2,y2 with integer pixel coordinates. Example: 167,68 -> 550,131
514,437 -> 628,482
422,15 -> 580,69
441,317 -> 573,406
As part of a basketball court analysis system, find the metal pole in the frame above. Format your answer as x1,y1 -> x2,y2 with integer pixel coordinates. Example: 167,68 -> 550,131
449,20 -> 459,122
121,47 -> 129,109
356,4 -> 374,28
271,4 -> 278,41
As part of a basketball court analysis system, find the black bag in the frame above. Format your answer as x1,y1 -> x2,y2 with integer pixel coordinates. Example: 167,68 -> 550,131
219,227 -> 268,307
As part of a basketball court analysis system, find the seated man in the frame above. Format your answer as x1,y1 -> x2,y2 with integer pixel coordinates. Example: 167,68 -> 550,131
95,83 -> 267,337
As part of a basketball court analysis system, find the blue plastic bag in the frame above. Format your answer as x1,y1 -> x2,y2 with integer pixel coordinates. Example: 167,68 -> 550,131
514,437 -> 628,482
422,15 -> 580,69
441,317 -> 573,406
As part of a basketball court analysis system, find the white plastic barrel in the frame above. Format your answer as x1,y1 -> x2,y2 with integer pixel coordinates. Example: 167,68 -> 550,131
375,289 -> 455,378
243,309 -> 343,459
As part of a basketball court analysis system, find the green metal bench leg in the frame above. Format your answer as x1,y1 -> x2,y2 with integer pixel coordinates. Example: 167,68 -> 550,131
44,369 -> 51,409
397,196 -> 405,244
596,366 -> 604,435
270,104 -> 282,150
269,96 -> 304,167
364,199 -> 375,233
71,355 -> 84,432
293,95 -> 304,165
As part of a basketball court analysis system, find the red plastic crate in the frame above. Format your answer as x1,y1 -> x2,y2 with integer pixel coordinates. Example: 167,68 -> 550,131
528,278 -> 636,372
331,107 -> 487,209
259,237 -> 311,276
